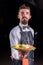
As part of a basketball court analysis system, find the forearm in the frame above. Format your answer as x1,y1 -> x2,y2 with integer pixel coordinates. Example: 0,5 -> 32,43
10,48 -> 19,59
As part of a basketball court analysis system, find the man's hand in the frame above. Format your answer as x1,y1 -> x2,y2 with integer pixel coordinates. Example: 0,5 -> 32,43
18,51 -> 28,60
23,52 -> 28,58
18,51 -> 23,60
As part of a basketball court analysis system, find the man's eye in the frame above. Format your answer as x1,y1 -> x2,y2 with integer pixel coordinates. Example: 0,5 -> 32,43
21,12 -> 24,14
26,12 -> 29,14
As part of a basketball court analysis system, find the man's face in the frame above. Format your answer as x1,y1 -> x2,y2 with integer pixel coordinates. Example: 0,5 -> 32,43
18,9 -> 31,24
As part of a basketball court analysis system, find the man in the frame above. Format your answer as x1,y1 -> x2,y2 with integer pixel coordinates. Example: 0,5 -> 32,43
9,4 -> 34,65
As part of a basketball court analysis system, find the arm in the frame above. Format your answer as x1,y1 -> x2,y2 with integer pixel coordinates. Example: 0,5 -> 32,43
9,31 -> 19,60
9,30 -> 24,60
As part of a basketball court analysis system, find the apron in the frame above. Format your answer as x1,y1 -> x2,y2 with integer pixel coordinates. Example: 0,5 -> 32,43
19,25 -> 34,65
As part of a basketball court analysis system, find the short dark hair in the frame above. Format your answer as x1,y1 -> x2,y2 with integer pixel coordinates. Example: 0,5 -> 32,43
18,4 -> 31,12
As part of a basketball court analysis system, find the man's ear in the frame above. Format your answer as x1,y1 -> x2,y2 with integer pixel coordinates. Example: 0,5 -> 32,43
17,14 -> 19,19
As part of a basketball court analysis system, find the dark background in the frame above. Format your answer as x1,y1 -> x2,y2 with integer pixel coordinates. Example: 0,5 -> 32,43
0,0 -> 43,65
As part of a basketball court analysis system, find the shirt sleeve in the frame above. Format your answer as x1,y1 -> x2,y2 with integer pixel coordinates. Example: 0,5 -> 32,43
9,31 -> 19,59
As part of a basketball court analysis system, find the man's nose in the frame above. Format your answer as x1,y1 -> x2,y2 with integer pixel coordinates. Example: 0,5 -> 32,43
22,13 -> 26,17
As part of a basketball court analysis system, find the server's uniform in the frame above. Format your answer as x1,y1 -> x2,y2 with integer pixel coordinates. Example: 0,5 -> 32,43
9,23 -> 34,65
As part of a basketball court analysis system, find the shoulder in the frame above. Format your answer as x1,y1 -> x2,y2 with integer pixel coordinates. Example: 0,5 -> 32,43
29,27 -> 34,32
9,25 -> 19,35
29,26 -> 34,36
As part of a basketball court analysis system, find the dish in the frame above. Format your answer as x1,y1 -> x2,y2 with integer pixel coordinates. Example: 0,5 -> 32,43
12,44 -> 36,52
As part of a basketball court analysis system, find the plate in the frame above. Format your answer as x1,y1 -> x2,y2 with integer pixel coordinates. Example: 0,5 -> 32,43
12,44 -> 36,52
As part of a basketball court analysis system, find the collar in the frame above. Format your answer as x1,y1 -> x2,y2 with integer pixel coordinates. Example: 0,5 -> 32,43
19,23 -> 29,28
19,23 -> 30,31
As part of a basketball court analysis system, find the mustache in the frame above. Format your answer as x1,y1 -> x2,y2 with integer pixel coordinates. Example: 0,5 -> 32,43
22,17 -> 28,19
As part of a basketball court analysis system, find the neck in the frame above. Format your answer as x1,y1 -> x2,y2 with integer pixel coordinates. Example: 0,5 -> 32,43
20,22 -> 28,26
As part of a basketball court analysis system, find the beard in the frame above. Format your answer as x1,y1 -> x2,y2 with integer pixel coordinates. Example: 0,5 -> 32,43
21,19 -> 28,25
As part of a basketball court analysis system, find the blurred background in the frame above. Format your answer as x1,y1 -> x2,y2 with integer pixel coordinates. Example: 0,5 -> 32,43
0,0 -> 43,65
